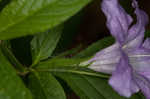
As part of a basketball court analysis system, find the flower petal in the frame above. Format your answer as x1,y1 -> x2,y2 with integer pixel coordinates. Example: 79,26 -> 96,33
128,48 -> 150,74
88,43 -> 121,74
124,0 -> 149,49
133,73 -> 150,99
109,52 -> 139,97
101,0 -> 132,44
143,38 -> 150,49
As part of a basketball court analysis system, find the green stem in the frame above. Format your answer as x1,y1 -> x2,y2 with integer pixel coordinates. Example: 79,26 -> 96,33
35,68 -> 109,78
0,43 -> 26,73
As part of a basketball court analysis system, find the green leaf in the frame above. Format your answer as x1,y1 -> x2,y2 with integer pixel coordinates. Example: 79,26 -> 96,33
28,71 -> 66,99
31,25 -> 63,66
0,0 -> 91,40
57,74 -> 142,99
0,47 -> 32,99
75,36 -> 115,58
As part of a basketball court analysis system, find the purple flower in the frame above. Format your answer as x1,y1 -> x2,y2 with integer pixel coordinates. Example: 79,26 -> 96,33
88,0 -> 150,98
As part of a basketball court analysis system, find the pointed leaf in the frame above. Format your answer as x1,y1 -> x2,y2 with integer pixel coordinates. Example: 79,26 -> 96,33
0,0 -> 91,40
31,25 -> 63,66
28,72 -> 66,99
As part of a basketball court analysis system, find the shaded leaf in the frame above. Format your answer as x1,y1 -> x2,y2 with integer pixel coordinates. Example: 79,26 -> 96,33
0,47 -> 32,99
0,0 -> 91,40
31,25 -> 63,66
28,71 -> 66,99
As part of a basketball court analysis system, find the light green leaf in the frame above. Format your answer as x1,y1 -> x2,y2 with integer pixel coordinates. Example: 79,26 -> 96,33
0,0 -> 91,40
31,25 -> 63,66
75,36 -> 115,58
0,47 -> 32,99
28,72 -> 66,99
57,74 -> 142,99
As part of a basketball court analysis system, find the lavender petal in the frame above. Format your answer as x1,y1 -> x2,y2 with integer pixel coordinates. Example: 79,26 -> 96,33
143,38 -> 150,49
101,0 -> 132,44
128,48 -> 150,74
109,52 -> 139,97
125,0 -> 149,49
88,43 -> 121,74
133,74 -> 150,99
